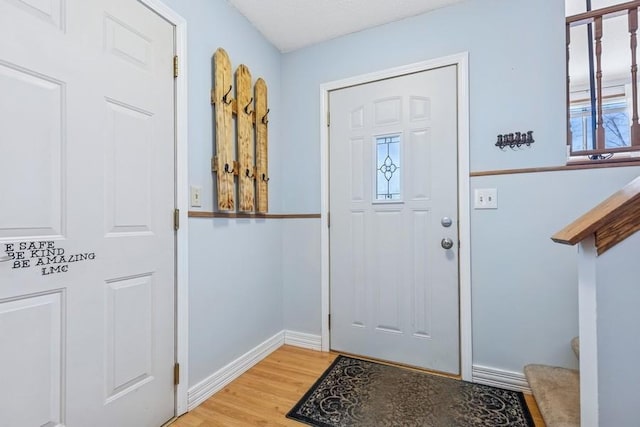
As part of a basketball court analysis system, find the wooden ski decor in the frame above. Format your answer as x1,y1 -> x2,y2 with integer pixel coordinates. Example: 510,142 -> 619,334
211,47 -> 269,213
212,48 -> 235,211
255,77 -> 269,213
236,64 -> 255,212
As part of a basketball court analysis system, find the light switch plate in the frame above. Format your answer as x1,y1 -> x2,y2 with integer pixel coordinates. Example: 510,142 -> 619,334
474,188 -> 498,209
190,186 -> 202,207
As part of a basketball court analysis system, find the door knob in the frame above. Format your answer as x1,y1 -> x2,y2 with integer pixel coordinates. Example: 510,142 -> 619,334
441,238 -> 454,250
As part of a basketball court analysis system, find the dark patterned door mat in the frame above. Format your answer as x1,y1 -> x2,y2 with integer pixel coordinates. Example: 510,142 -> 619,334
287,355 -> 534,427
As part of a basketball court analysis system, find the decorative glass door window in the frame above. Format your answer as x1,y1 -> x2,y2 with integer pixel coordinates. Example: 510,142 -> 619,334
375,134 -> 401,201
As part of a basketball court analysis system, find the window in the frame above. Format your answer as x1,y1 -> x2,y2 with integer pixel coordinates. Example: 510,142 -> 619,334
566,0 -> 640,160
375,135 -> 401,201
570,95 -> 630,151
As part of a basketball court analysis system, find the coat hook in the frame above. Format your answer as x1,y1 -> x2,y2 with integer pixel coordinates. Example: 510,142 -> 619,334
261,173 -> 270,182
262,108 -> 270,125
495,130 -> 534,149
222,85 -> 233,105
224,162 -> 236,174
244,97 -> 254,115
245,168 -> 255,179
526,130 -> 535,146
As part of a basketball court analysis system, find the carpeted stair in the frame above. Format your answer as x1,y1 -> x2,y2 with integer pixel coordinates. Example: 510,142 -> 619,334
524,338 -> 580,427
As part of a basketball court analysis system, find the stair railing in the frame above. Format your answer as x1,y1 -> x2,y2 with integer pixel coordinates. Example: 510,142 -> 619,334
567,1 -> 640,156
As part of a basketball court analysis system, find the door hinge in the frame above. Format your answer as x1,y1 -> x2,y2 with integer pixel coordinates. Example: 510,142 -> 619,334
327,111 -> 330,127
327,212 -> 330,228
173,55 -> 179,78
174,363 -> 180,385
174,208 -> 180,231
328,313 -> 331,330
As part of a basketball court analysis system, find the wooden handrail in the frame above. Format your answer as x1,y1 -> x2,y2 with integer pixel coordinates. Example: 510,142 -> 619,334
567,1 -> 640,25
552,176 -> 640,254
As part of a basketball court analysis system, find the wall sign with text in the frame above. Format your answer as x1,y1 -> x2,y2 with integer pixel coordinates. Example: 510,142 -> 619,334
2,241 -> 95,276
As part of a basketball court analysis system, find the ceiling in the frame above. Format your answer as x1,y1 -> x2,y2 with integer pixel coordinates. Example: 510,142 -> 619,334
226,0 -> 465,53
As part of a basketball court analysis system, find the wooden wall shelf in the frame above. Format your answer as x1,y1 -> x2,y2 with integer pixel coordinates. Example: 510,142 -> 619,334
189,211 -> 320,219
470,159 -> 640,177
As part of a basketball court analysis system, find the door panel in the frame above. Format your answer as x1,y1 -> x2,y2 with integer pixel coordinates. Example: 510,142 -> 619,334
409,129 -> 432,200
105,99 -> 154,236
0,63 -> 64,239
372,209 -> 403,333
0,0 -> 176,425
411,209 -> 433,339
0,291 -> 63,427
105,274 -> 154,403
329,66 -> 459,374
5,0 -> 64,29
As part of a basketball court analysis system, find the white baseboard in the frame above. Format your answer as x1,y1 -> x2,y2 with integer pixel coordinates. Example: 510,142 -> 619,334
187,332 -> 527,413
186,330 -> 323,411
284,330 -> 322,351
472,365 -> 531,393
187,331 -> 285,410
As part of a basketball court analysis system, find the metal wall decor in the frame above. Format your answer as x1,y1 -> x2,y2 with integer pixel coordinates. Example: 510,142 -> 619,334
211,47 -> 270,212
495,131 -> 534,150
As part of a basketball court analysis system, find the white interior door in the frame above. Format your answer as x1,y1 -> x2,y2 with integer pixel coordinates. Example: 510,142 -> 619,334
0,1 -> 176,425
329,66 -> 460,374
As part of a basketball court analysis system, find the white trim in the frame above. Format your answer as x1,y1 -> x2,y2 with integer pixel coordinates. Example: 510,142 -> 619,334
284,330 -> 322,351
320,83 -> 330,352
456,53 -> 472,382
187,331 -> 285,411
137,0 -> 189,416
578,237 -> 599,426
319,53 -> 473,381
472,365 -> 531,393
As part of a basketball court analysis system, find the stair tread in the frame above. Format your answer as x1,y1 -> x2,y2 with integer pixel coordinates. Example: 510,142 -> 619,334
571,337 -> 579,360
524,364 -> 580,427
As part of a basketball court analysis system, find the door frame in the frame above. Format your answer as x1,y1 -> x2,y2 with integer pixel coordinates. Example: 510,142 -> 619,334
137,0 -> 189,416
319,53 -> 472,381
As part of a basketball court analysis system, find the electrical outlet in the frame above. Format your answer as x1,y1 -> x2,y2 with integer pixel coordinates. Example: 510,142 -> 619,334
474,188 -> 498,209
190,186 -> 202,207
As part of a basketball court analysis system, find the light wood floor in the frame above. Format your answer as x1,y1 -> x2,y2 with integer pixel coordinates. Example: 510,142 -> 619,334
171,345 -> 545,427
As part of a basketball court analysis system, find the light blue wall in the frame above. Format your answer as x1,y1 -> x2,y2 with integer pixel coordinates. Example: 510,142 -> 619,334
160,0 -> 284,385
596,235 -> 640,425
472,167 -> 640,373
279,0 -> 640,376
161,0 -> 283,212
282,220 -> 321,334
280,0 -> 566,214
162,0 -> 640,388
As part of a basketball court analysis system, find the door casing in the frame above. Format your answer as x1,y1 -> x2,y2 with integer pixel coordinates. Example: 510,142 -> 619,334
138,0 -> 189,415
319,52 -> 471,380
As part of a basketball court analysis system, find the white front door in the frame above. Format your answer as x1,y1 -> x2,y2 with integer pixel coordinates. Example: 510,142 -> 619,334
0,0 -> 176,425
329,66 -> 460,374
